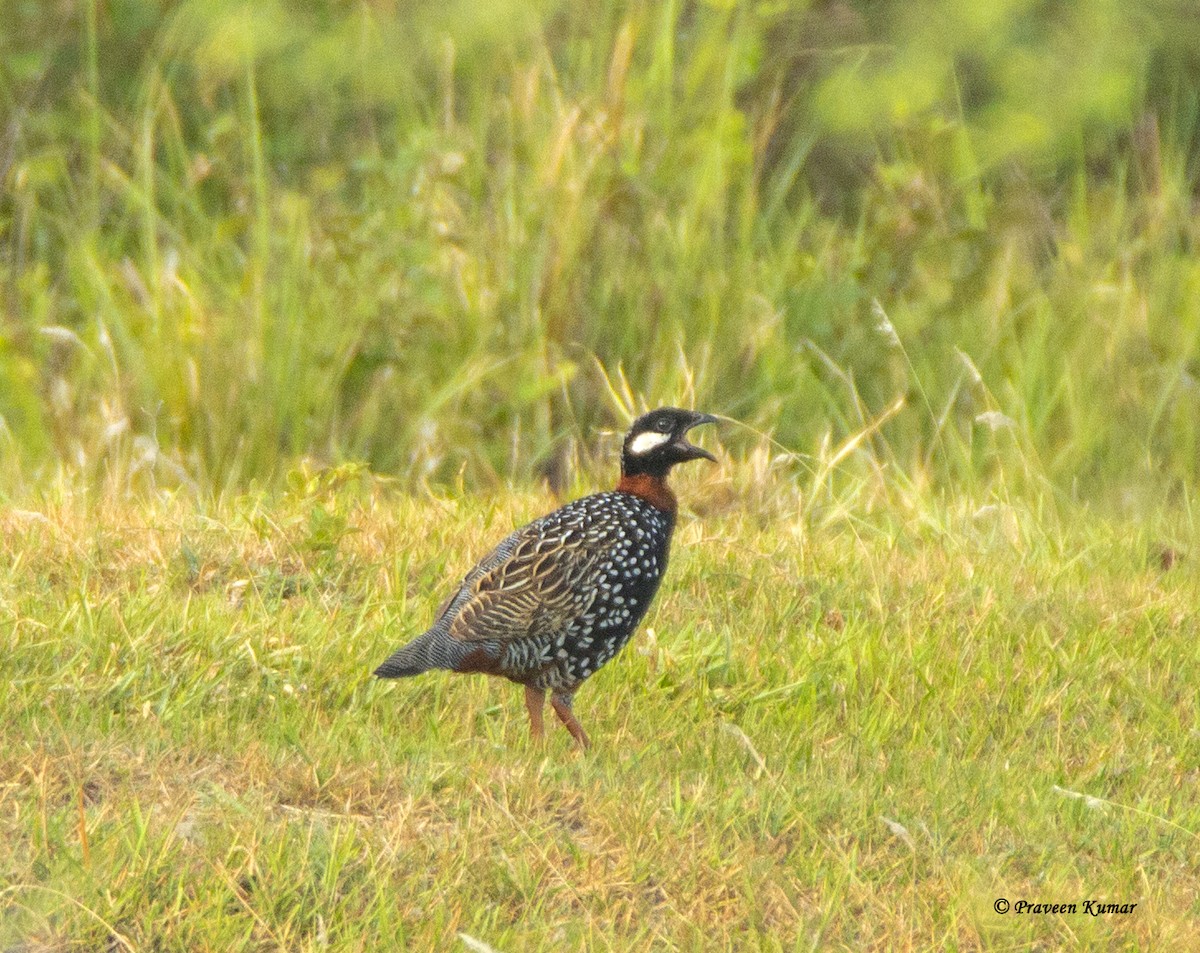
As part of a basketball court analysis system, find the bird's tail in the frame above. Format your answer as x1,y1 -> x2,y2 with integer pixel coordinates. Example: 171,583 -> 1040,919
373,629 -> 462,679
373,651 -> 424,678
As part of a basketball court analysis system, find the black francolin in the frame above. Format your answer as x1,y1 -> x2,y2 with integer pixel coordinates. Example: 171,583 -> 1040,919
374,408 -> 718,748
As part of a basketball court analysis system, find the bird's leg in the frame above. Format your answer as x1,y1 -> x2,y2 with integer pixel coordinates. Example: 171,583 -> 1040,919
550,693 -> 591,750
524,685 -> 546,741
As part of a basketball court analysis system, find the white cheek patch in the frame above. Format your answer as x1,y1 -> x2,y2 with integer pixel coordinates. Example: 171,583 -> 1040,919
628,431 -> 671,455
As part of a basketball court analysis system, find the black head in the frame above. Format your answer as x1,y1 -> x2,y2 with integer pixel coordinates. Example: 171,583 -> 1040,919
621,408 -> 718,478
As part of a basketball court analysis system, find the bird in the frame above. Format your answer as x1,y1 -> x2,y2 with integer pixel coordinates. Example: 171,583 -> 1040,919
374,407 -> 718,749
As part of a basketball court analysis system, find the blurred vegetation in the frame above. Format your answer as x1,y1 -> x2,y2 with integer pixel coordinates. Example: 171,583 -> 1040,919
3,0 -> 1200,507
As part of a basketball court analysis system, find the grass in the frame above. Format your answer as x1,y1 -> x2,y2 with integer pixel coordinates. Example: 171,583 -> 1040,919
2,471 -> 1199,950
4,1 -> 1200,502
4,2 -> 1200,949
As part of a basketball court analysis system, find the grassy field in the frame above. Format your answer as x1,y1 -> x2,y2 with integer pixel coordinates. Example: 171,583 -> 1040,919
4,1 -> 1200,504
2,471 -> 1199,950
5,2 -> 1200,949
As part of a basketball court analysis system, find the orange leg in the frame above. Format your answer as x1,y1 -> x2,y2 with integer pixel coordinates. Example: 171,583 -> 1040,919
524,685 -> 546,741
550,693 -> 591,750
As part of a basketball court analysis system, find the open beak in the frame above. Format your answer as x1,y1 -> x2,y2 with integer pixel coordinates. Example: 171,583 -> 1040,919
673,412 -> 718,462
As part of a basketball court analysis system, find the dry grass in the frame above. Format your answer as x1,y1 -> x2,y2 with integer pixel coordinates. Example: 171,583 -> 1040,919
2,476 -> 1199,950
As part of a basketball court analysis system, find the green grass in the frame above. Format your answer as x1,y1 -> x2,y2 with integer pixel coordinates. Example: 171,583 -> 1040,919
2,476 -> 1199,950
4,1 -> 1200,504
5,3 -> 1200,948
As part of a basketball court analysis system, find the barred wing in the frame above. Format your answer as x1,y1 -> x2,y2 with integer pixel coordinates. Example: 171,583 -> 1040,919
443,523 -> 604,645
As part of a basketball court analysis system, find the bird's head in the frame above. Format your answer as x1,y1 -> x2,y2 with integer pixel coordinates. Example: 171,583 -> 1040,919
621,408 -> 718,478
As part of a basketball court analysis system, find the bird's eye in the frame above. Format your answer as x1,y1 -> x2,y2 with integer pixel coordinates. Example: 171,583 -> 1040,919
654,417 -> 671,432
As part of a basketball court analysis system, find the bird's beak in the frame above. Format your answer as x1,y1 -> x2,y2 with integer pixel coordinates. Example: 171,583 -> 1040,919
673,413 -> 718,462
